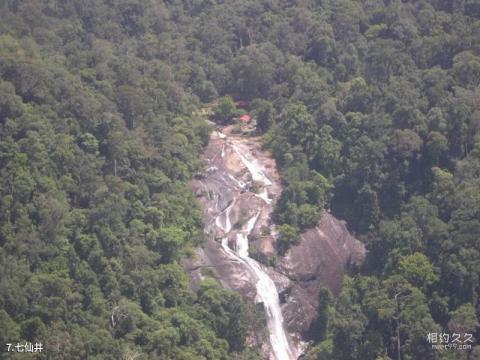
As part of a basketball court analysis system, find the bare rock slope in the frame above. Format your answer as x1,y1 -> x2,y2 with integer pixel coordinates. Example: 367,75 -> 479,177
187,127 -> 365,354
278,214 -> 365,334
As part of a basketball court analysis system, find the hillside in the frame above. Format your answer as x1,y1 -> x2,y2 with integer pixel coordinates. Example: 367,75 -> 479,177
1,1 -> 480,359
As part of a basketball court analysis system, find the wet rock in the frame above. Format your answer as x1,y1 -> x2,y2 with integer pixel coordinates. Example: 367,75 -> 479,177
188,126 -> 365,357
186,238 -> 258,299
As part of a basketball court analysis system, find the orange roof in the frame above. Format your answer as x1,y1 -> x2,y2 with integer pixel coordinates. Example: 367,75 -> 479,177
239,114 -> 251,122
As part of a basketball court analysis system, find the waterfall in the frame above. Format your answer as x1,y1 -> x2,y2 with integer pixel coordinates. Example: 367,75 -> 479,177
232,144 -> 273,186
213,134 -> 297,360
215,199 -> 235,233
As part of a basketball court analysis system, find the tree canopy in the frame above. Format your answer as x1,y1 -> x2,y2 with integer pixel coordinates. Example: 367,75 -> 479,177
1,0 -> 480,358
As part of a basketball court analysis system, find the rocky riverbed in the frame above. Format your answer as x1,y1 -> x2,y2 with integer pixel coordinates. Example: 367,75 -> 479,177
187,126 -> 365,359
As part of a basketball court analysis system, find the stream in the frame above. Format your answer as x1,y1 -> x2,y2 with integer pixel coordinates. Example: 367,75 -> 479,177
205,129 -> 297,360
190,125 -> 365,359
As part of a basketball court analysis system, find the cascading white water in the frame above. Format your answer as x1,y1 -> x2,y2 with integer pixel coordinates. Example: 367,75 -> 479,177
232,144 -> 273,186
255,188 -> 272,204
216,199 -> 235,233
228,173 -> 246,189
235,212 -> 260,258
237,214 -> 295,360
214,134 -> 297,360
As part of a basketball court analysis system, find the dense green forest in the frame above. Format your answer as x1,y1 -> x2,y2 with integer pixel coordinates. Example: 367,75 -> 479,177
1,0 -> 479,359
0,1 -> 257,359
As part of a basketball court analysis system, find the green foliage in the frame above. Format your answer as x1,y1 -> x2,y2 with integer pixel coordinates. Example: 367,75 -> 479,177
240,1 -> 480,358
448,303 -> 479,335
0,3 -> 258,358
398,252 -> 439,289
353,185 -> 380,233
276,224 -> 300,255
273,171 -> 331,229
1,0 -> 480,359
310,287 -> 333,343
214,96 -> 236,124
197,279 -> 249,352
251,98 -> 274,133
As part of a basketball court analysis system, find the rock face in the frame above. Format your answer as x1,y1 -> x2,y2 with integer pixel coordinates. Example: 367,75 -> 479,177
187,127 -> 365,358
277,214 -> 366,334
188,129 -> 282,301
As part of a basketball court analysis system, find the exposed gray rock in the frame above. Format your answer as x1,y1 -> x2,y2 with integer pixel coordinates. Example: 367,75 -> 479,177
276,213 -> 366,334
187,126 -> 365,356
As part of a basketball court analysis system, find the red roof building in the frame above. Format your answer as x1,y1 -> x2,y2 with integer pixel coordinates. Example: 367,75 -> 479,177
239,114 -> 251,123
